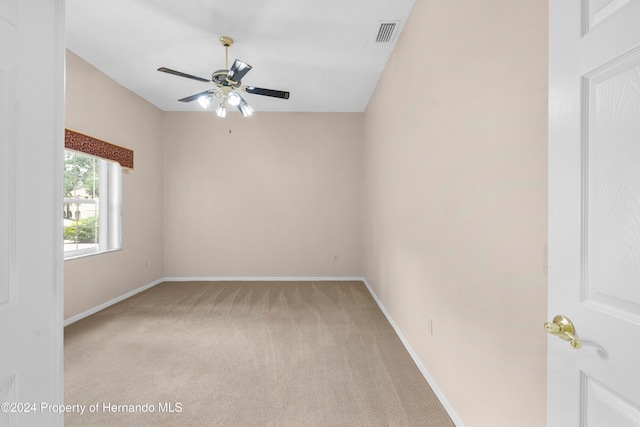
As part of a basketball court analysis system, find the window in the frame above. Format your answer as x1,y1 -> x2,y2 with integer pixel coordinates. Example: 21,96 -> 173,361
63,150 -> 122,258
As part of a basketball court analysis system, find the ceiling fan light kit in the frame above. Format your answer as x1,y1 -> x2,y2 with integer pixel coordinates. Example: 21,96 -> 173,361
158,36 -> 290,118
215,103 -> 227,118
197,95 -> 211,109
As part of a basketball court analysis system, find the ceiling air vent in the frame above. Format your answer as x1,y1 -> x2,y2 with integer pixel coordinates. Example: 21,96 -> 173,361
375,21 -> 399,43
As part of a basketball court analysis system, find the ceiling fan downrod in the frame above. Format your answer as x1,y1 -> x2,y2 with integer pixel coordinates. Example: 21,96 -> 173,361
219,36 -> 233,70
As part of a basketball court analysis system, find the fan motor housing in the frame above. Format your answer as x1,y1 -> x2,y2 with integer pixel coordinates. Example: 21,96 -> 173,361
212,69 -> 241,88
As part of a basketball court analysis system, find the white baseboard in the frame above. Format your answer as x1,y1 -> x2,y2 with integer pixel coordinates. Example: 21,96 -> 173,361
64,277 -> 364,326
360,278 -> 464,427
163,276 -> 366,282
63,278 -> 164,326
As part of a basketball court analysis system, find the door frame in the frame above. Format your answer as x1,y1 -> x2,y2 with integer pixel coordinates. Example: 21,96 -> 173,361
2,0 -> 65,424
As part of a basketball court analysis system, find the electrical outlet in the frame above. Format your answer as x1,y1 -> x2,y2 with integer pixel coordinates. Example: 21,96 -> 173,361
333,254 -> 339,262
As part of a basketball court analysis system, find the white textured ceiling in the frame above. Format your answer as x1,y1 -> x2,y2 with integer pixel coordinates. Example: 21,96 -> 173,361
66,0 -> 415,113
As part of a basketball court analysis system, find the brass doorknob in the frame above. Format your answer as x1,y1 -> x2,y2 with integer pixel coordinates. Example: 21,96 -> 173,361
544,315 -> 582,349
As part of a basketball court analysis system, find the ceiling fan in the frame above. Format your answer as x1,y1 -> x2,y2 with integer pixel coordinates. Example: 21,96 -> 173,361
157,36 -> 290,118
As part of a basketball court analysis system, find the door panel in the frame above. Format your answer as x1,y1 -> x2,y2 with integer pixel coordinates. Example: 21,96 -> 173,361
549,0 -> 640,425
585,49 -> 640,318
0,0 -> 64,426
584,375 -> 640,426
0,0 -> 17,24
0,70 -> 14,308
0,375 -> 16,426
585,0 -> 637,32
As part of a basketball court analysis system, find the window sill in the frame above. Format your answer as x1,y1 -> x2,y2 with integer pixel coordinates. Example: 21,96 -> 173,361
64,248 -> 122,261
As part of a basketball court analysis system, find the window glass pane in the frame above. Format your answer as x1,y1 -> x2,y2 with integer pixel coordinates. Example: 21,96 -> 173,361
63,150 -> 120,258
63,205 -> 99,254
64,151 -> 99,200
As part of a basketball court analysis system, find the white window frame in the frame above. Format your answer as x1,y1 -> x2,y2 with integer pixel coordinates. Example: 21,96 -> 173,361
63,151 -> 122,259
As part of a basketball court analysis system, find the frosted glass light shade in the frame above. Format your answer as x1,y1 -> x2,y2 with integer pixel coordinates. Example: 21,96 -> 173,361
227,92 -> 241,106
197,95 -> 212,109
216,103 -> 227,118
239,101 -> 254,117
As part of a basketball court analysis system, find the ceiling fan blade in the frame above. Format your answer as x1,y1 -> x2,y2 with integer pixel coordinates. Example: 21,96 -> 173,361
158,67 -> 210,83
178,90 -> 214,103
245,86 -> 290,100
227,60 -> 252,84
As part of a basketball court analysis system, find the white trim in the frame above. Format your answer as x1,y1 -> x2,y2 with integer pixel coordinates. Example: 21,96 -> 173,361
64,277 -> 363,326
64,247 -> 122,261
52,0 -> 66,423
63,278 -> 164,326
163,276 -> 366,282
360,278 -> 464,427
64,197 -> 97,204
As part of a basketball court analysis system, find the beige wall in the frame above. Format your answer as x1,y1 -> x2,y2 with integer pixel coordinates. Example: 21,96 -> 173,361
65,51 -> 164,319
362,1 -> 548,426
64,53 -> 363,318
162,112 -> 363,277
66,3 -> 550,422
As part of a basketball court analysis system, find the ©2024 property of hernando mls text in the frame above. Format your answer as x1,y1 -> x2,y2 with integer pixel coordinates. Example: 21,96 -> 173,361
0,401 -> 183,416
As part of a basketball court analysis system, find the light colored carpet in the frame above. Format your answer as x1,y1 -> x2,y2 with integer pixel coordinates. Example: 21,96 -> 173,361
64,281 -> 454,426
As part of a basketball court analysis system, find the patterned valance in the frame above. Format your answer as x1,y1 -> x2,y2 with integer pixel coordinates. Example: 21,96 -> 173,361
64,129 -> 134,170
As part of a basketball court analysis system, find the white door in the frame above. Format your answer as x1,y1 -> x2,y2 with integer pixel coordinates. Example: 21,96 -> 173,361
548,0 -> 640,425
0,0 -> 64,426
